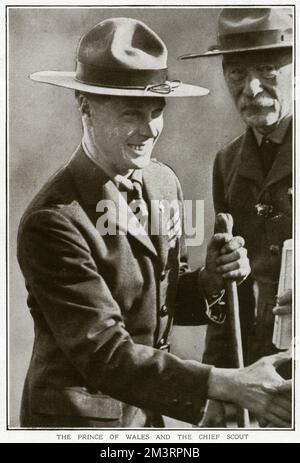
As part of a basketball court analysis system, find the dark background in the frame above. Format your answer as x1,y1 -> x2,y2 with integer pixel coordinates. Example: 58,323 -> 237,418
8,6 -> 244,427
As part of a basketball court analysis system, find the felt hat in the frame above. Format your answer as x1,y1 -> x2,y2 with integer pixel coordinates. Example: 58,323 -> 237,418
31,17 -> 209,97
179,8 -> 292,60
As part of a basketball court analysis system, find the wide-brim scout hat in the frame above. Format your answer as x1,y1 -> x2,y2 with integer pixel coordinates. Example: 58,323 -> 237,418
179,8 -> 292,59
31,17 -> 209,97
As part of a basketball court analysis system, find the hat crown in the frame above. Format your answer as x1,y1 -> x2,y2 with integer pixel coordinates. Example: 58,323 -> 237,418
30,16 -> 210,97
218,8 -> 292,37
179,7 -> 292,60
77,17 -> 167,70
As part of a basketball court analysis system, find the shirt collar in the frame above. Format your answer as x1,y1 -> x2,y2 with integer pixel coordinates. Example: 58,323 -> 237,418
129,168 -> 143,185
252,115 -> 292,146
81,138 -> 142,191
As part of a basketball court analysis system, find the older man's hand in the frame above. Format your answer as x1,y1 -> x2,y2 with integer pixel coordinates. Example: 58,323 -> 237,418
236,353 -> 292,428
208,351 -> 292,428
257,381 -> 292,428
200,232 -> 250,297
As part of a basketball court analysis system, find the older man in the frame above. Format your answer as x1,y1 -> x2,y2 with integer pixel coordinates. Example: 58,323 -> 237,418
17,17 -> 291,428
180,8 -> 293,426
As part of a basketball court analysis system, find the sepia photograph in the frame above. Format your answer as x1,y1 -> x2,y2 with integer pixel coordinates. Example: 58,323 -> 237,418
3,0 -> 297,446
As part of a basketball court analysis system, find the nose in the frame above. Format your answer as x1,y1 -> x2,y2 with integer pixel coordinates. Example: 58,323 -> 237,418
243,70 -> 264,98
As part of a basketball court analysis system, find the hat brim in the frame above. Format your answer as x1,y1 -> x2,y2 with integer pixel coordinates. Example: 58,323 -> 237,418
179,42 -> 292,59
30,71 -> 209,97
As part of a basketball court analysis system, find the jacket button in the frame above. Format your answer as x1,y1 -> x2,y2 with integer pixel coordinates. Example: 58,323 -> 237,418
160,304 -> 168,316
160,271 -> 166,282
269,244 -> 280,256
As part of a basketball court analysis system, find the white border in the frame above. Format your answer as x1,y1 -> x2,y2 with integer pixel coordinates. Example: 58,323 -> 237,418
2,0 -> 299,444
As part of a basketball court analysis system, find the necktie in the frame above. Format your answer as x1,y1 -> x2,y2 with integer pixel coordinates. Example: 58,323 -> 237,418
259,138 -> 279,176
128,176 -> 149,231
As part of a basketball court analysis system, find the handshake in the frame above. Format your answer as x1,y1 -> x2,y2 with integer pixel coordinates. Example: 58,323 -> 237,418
203,350 -> 292,428
199,215 -> 292,428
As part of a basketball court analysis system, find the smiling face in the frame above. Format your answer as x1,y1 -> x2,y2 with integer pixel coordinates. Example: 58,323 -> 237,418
223,49 -> 292,132
82,94 -> 165,174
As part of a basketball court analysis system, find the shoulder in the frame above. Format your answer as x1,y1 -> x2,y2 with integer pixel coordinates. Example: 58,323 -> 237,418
142,159 -> 184,202
218,132 -> 245,158
19,163 -> 81,235
147,158 -> 181,184
214,132 -> 245,171
17,202 -> 91,270
20,167 -> 77,213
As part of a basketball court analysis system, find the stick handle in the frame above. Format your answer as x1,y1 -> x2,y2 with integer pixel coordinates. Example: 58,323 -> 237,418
215,213 -> 250,428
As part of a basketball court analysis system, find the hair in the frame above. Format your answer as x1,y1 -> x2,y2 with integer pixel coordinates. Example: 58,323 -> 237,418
74,90 -> 114,105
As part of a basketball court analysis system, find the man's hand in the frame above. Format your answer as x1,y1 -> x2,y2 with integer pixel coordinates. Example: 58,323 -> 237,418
273,289 -> 292,315
257,383 -> 292,428
200,233 -> 250,297
208,351 -> 292,427
198,399 -> 227,427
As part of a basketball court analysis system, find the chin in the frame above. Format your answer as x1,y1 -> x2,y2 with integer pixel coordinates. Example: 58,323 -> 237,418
243,112 -> 280,130
122,147 -> 152,169
124,152 -> 152,169
131,157 -> 152,169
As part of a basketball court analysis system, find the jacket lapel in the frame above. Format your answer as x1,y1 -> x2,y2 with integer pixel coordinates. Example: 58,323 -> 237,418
264,122 -> 292,189
67,145 -> 158,257
102,179 -> 158,256
227,129 -> 264,212
233,122 -> 292,203
142,163 -> 177,268
236,128 -> 265,188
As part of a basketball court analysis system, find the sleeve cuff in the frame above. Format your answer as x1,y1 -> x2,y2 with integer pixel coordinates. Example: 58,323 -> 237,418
198,268 -> 226,324
205,289 -> 226,324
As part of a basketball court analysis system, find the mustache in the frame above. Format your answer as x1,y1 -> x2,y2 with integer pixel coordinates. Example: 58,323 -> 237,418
240,95 -> 276,110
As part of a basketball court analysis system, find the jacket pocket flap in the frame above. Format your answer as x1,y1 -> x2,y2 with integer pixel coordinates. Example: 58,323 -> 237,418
32,387 -> 122,420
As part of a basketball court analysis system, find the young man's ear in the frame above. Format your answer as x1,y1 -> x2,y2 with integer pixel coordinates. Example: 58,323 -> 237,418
221,58 -> 227,75
78,94 -> 91,118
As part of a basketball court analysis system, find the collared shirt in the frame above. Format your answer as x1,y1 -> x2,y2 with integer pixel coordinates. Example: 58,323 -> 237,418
252,115 -> 292,146
82,140 -> 225,324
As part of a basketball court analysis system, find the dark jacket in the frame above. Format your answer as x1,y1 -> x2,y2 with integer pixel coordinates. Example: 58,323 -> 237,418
17,145 -> 213,428
203,123 -> 292,367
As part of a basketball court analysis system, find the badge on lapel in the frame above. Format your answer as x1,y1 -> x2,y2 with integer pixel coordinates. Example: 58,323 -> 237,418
255,203 -> 274,218
165,202 -> 182,248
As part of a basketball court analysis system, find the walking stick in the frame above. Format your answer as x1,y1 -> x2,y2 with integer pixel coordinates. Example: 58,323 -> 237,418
215,213 -> 250,428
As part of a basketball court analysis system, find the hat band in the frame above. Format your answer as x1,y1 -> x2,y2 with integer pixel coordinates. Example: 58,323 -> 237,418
75,61 -> 168,88
219,28 -> 293,51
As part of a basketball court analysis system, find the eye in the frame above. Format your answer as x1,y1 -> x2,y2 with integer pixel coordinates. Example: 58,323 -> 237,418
256,64 -> 278,79
227,67 -> 246,82
122,110 -> 140,118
